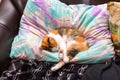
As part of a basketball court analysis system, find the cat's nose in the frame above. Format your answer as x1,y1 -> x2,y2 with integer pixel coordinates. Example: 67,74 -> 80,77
39,47 -> 43,50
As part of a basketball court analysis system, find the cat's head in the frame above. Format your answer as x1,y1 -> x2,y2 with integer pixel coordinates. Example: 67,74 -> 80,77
39,35 -> 58,52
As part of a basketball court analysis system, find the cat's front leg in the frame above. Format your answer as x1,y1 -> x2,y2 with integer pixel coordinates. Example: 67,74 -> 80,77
59,49 -> 70,63
59,49 -> 64,60
59,43 -> 70,63
63,51 -> 70,63
51,61 -> 65,71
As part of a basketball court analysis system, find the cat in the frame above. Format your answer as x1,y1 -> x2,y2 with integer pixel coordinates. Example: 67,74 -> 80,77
39,28 -> 88,71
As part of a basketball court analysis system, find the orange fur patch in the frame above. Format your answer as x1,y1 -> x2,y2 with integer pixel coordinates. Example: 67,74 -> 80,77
107,2 -> 114,10
74,36 -> 87,42
67,36 -> 88,53
50,30 -> 59,35
40,35 -> 57,50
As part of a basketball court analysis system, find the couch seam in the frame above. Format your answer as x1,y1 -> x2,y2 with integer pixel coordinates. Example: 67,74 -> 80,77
0,23 -> 11,35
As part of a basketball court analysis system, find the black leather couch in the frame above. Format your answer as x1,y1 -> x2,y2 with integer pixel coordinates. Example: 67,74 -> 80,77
0,0 -> 119,75
0,0 -> 27,75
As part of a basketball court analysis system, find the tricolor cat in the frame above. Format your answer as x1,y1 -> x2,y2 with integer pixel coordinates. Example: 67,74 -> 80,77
39,28 -> 88,71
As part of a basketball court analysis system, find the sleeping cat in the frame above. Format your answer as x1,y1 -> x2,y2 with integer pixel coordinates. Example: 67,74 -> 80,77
39,28 -> 88,71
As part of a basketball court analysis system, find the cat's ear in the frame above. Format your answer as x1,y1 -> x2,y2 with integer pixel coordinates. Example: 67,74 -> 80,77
49,37 -> 56,43
39,35 -> 49,49
42,35 -> 49,42
48,37 -> 57,47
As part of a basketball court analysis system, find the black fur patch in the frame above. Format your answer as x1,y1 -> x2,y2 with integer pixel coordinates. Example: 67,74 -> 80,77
67,49 -> 79,57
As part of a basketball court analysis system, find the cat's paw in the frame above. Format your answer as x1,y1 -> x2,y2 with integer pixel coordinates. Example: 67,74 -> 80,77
59,53 -> 63,59
63,57 -> 70,63
51,66 -> 58,72
51,65 -> 62,72
51,61 -> 65,71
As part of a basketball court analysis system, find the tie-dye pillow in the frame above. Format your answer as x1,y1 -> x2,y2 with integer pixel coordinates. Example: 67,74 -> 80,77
10,0 -> 115,63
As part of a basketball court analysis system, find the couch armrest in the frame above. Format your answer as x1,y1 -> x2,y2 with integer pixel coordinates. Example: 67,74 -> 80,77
0,0 -> 27,75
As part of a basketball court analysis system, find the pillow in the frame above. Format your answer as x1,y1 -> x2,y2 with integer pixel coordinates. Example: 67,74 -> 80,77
10,0 -> 115,63
107,2 -> 120,55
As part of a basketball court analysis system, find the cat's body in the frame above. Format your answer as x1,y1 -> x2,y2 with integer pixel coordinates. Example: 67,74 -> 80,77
39,28 -> 88,71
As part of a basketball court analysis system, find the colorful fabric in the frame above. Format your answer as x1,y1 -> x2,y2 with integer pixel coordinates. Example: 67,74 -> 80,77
107,2 -> 120,54
1,59 -> 89,80
1,59 -> 120,80
10,0 -> 115,63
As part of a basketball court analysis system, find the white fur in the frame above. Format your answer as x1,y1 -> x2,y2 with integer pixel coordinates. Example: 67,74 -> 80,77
66,40 -> 77,48
41,32 -> 79,71
51,61 -> 65,71
47,33 -> 70,63
47,33 -> 66,51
